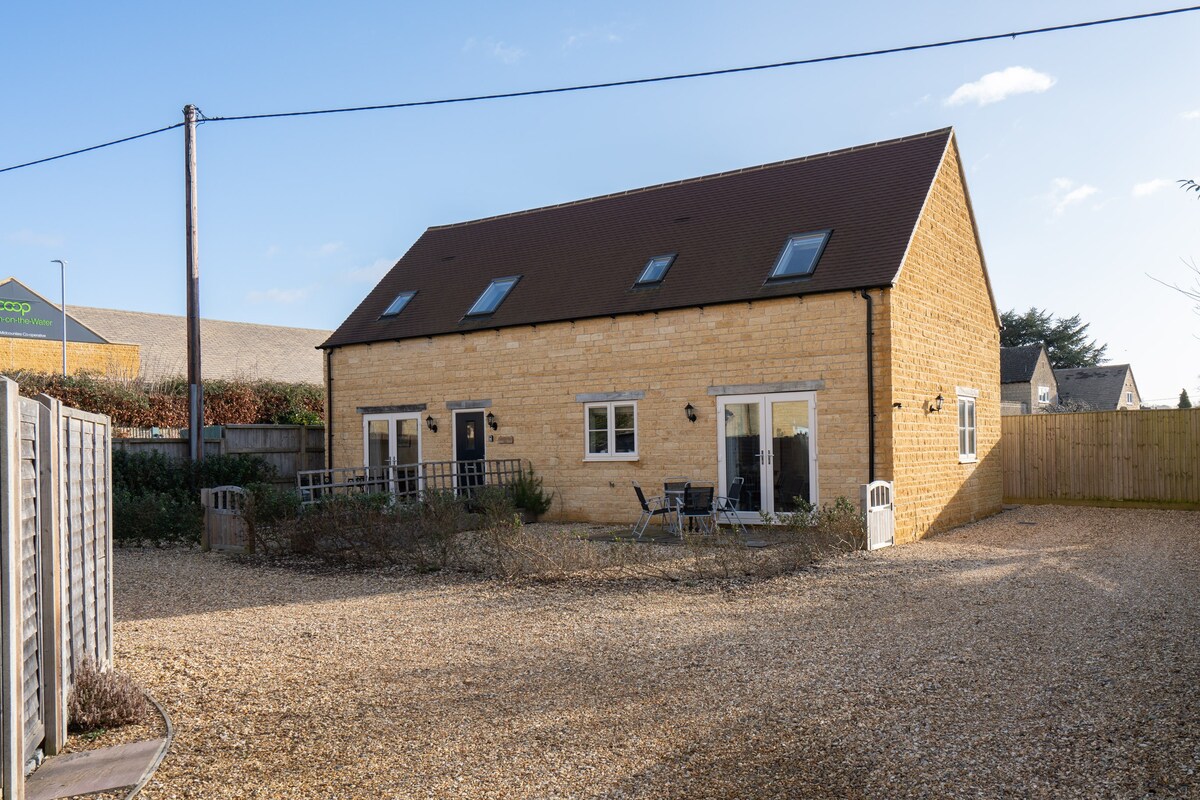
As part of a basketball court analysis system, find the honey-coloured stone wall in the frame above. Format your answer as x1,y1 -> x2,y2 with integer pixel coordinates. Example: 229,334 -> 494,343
0,337 -> 139,378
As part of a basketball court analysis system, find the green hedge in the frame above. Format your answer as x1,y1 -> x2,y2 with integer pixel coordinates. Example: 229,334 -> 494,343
112,450 -> 277,546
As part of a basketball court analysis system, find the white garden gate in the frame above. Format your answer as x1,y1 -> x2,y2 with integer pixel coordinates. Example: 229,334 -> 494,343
862,480 -> 895,551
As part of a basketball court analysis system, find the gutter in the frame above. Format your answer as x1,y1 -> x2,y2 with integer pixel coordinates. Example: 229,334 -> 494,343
861,289 -> 875,483
325,349 -> 333,471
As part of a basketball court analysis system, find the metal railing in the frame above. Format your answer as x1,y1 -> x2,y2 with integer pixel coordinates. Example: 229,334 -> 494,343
296,458 -> 524,505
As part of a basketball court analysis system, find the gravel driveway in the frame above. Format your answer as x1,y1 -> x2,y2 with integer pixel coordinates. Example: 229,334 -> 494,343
112,506 -> 1199,799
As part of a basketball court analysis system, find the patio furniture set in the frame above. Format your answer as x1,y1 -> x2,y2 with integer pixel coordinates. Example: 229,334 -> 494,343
631,477 -> 748,538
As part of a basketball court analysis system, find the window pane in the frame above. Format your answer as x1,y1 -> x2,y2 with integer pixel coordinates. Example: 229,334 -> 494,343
958,399 -> 967,427
613,405 -> 635,429
637,255 -> 674,284
967,400 -> 976,428
589,430 -> 608,454
960,428 -> 967,455
467,277 -> 519,316
770,232 -> 828,279
587,406 -> 608,433
968,426 -> 976,456
381,291 -> 415,317
615,430 -> 636,453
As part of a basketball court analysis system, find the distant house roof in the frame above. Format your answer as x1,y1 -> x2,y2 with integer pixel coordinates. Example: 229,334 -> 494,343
67,306 -> 329,384
324,127 -> 967,349
1000,345 -> 1047,384
1054,364 -> 1138,410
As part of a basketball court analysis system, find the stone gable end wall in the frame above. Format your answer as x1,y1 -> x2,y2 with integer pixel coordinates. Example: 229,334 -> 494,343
886,140 -> 1002,541
329,291 -> 880,523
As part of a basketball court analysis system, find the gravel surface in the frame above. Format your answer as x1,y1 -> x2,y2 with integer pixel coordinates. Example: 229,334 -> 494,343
112,506 -> 1199,799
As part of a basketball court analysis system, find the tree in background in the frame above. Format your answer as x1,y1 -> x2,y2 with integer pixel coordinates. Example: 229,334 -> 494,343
1000,307 -> 1108,369
1182,389 -> 1193,409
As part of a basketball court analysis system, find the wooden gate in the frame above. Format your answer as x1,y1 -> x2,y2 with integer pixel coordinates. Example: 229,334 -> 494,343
862,480 -> 895,551
201,487 -> 250,553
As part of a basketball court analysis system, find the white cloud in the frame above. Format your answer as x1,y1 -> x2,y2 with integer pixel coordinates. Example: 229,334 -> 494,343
1182,109 -> 1200,120
247,287 -> 309,304
263,244 -> 281,258
313,241 -> 343,257
5,229 -> 64,248
1132,178 -> 1171,198
345,258 -> 394,284
1048,178 -> 1099,215
945,66 -> 1056,107
563,26 -> 623,49
463,37 -> 526,64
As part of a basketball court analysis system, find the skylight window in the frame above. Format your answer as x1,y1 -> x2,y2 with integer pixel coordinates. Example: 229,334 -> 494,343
466,276 -> 520,316
768,231 -> 831,280
380,291 -> 416,318
636,254 -> 676,286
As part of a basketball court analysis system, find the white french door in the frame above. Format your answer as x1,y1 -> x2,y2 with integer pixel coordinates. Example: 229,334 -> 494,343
362,413 -> 422,494
716,392 -> 818,522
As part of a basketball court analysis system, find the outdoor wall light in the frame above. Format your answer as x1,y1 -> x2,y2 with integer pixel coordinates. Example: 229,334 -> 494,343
426,415 -> 438,433
685,403 -> 697,423
934,394 -> 945,413
486,412 -> 498,430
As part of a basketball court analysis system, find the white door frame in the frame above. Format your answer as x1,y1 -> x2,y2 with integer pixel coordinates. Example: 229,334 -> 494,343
715,391 -> 818,523
361,412 -> 423,466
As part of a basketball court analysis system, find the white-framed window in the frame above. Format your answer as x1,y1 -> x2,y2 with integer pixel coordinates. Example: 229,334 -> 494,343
584,401 -> 638,461
1038,385 -> 1050,404
957,394 -> 977,463
1126,391 -> 1133,404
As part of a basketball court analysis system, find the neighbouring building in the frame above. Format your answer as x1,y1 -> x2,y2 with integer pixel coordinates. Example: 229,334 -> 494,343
322,127 -> 1003,542
0,277 -> 329,384
1055,364 -> 1143,411
1000,344 -> 1058,414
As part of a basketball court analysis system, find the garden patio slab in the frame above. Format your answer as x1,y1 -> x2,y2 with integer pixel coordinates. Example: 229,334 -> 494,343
26,738 -> 166,800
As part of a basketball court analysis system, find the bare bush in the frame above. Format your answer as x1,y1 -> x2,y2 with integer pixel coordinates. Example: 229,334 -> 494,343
67,658 -> 149,732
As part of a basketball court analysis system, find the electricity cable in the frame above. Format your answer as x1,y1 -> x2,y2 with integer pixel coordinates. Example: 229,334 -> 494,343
3,4 -> 1198,174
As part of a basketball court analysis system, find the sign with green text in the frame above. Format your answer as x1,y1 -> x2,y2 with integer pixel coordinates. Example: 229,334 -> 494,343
0,278 -> 108,344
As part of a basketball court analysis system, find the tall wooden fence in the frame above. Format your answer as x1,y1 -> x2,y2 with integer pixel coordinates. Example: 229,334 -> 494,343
1002,408 -> 1200,506
1,378 -> 112,799
113,424 -> 324,484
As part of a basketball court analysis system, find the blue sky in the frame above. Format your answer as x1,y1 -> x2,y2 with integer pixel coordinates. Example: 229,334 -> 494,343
3,1 -> 1198,404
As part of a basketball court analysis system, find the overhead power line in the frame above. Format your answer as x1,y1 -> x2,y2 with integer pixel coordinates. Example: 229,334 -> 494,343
3,4 -> 1199,174
0,122 -> 184,175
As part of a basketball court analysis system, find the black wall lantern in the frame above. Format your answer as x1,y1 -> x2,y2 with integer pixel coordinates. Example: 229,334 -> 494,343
685,403 -> 697,423
486,411 -> 498,430
933,394 -> 944,413
426,415 -> 438,432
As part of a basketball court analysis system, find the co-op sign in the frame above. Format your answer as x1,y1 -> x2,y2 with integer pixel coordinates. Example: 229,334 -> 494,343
0,279 -> 107,343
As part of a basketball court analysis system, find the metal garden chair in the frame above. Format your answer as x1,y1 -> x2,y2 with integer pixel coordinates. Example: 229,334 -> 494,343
632,481 -> 675,538
713,476 -> 748,535
677,484 -> 715,534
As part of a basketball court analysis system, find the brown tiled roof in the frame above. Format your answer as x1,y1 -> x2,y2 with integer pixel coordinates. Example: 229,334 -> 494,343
323,128 -> 954,348
68,306 -> 329,384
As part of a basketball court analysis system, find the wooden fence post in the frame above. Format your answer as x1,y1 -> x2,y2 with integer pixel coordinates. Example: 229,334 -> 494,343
0,378 -> 26,799
34,396 -> 64,756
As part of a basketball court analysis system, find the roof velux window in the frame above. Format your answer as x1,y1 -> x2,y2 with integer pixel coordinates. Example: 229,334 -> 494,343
768,231 -> 831,280
636,254 -> 676,286
466,276 -> 520,316
380,291 -> 416,318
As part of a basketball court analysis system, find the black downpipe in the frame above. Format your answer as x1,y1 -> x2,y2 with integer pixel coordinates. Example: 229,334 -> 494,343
861,290 -> 875,483
325,349 -> 333,471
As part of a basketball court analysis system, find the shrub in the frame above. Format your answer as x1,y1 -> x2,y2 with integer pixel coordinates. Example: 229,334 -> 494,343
0,369 -> 324,427
112,450 -> 276,545
67,658 -> 148,732
509,467 -> 554,518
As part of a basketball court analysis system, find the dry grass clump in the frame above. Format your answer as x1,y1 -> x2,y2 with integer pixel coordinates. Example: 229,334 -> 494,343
244,484 -> 867,582
67,658 -> 149,732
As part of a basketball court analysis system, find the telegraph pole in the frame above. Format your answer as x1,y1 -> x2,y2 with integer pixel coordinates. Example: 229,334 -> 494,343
184,105 -> 203,461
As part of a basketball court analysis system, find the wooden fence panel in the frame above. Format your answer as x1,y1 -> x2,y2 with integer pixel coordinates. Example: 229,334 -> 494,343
200,487 -> 250,553
1001,409 -> 1200,505
59,408 -> 113,686
113,425 -> 324,484
17,400 -> 43,763
1,379 -> 22,798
